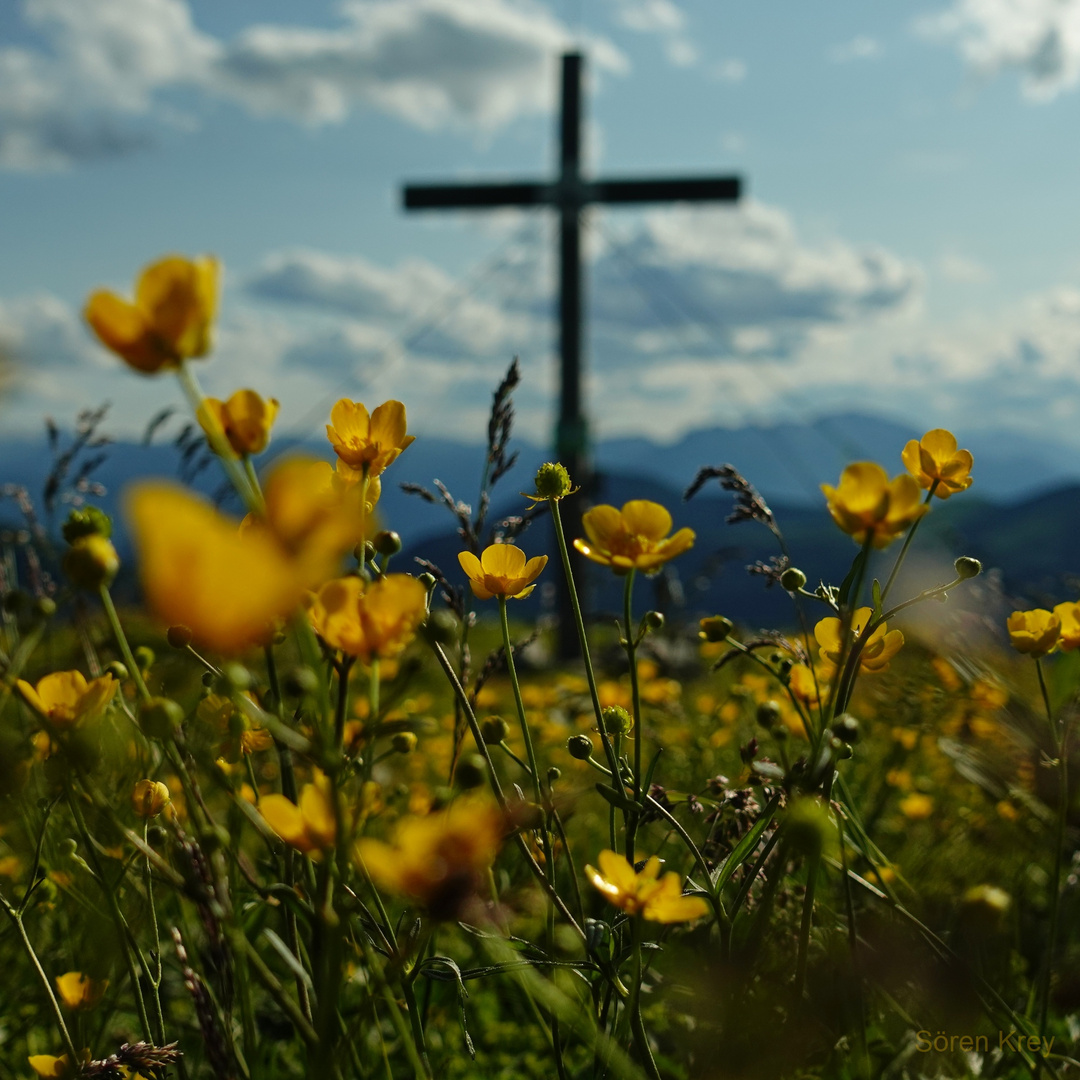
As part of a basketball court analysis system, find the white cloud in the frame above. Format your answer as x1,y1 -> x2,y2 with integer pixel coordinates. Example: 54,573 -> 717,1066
710,58 -> 747,83
1,0 -> 627,170
918,0 -> 1080,101
829,35 -> 881,63
607,0 -> 697,68
0,294 -> 102,370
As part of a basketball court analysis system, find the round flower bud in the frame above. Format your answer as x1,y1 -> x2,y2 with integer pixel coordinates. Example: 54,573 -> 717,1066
756,700 -> 781,730
132,779 -> 170,818
699,615 -> 734,643
780,567 -> 808,592
63,535 -> 119,590
831,714 -> 860,744
643,611 -> 665,631
455,754 -> 487,790
785,796 -> 836,859
418,572 -> 437,590
283,666 -> 319,697
481,716 -> 509,745
58,838 -> 79,858
424,609 -> 458,646
354,540 -> 377,564
547,766 -> 561,784
104,661 -> 128,682
201,671 -> 215,688
533,462 -> 573,500
166,624 -> 193,649
955,556 -> 982,580
567,734 -> 594,760
134,646 -> 155,671
35,597 -> 57,620
602,705 -> 633,736
139,697 -> 184,741
391,732 -> 418,755
62,506 -> 112,544
373,530 -> 402,557
220,662 -> 251,692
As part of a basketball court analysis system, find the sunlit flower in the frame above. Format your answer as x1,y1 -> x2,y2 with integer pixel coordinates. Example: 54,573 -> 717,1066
243,457 -> 372,586
16,671 -> 117,730
898,793 -> 934,820
28,1051 -> 89,1079
326,399 -> 414,477
197,694 -> 274,760
1053,601 -> 1080,651
259,775 -> 336,855
815,608 -> 904,674
901,429 -> 973,499
85,254 -> 219,374
131,779 -> 170,818
199,389 -> 280,457
821,463 -> 928,548
1007,609 -> 1060,657
308,574 -> 428,661
789,663 -> 825,706
585,850 -> 709,923
574,501 -> 694,575
127,483 -> 306,654
55,971 -> 108,1011
354,796 -> 504,919
458,544 -> 547,600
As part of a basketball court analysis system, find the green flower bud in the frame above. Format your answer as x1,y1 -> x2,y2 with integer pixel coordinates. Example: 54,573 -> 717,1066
418,572 -> 437,590
785,796 -> 838,860
58,838 -> 79,858
391,732 -> 418,755
455,754 -> 487,790
35,597 -> 57,620
424,608 -> 458,646
354,540 -> 377,564
373,530 -> 402,557
756,700 -> 781,729
63,535 -> 119,590
134,646 -> 155,671
481,716 -> 509,745
567,734 -> 594,760
283,666 -> 319,697
533,462 -> 573,500
602,706 -> 633,736
166,625 -> 193,649
831,714 -> 860,744
642,611 -> 664,631
104,661 -> 129,682
955,556 -> 982,580
62,506 -> 112,544
547,766 -> 561,784
699,615 -> 734,643
220,662 -> 251,692
780,567 -> 808,591
139,697 -> 184,741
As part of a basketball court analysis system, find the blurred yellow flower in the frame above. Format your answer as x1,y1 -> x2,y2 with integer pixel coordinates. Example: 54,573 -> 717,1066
815,608 -> 904,674
326,399 -> 414,477
898,793 -> 934,820
55,971 -> 108,1011
1053,601 -> 1080,651
1007,609 -> 1060,657
259,775 -> 336,855
243,457 -> 372,586
127,483 -> 305,654
16,671 -> 117,730
354,796 -> 504,919
585,850 -> 709,923
901,429 -> 973,499
789,663 -> 825,705
458,543 -> 548,600
131,779 -> 170,818
308,574 -> 428,661
821,463 -> 928,548
199,389 -> 280,457
574,500 -> 695,575
85,254 -> 218,374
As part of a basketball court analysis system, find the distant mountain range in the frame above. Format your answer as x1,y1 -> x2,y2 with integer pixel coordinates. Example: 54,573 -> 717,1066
2,412 -> 1079,626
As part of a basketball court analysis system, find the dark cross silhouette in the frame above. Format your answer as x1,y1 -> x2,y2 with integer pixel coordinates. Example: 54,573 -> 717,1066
403,52 -> 743,656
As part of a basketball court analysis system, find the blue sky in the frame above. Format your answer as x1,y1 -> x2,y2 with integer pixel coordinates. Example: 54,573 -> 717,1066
3,0 -> 1080,454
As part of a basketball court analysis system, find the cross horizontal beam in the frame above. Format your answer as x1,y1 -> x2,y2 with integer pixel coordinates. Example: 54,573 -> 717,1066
403,175 -> 741,211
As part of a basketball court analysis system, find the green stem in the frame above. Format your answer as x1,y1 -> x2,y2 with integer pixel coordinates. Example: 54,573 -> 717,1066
499,597 -> 543,806
142,820 -> 167,1044
98,585 -> 151,703
628,918 -> 662,1080
623,571 -> 644,862
879,482 -> 937,605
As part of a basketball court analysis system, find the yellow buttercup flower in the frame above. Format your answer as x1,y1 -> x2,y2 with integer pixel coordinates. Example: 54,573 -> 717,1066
28,1053 -> 87,1079
55,971 -> 108,1011
131,779 -> 170,818
1007,609 -> 1060,657
308,574 -> 428,661
354,796 -> 504,919
1053,601 -> 1080,651
901,429 -> 973,499
574,500 -> 695,575
821,463 -> 928,548
259,775 -> 336,855
85,254 -> 219,374
457,544 -> 548,600
127,483 -> 307,654
199,389 -> 280,457
815,608 -> 904,674
326,399 -> 415,477
585,850 -> 709,923
16,671 -> 117,730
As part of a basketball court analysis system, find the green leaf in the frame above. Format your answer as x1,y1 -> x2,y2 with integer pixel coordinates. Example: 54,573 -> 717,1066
871,578 -> 883,619
594,783 -> 642,814
838,545 -> 869,609
712,791 -> 782,894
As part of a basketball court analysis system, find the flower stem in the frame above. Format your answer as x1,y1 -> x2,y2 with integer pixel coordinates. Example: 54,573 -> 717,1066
629,917 -> 662,1080
499,597 -> 543,806
98,584 -> 151,703
622,571 -> 644,862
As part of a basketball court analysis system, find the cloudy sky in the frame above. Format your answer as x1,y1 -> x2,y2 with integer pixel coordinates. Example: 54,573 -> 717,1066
3,0 -> 1080,454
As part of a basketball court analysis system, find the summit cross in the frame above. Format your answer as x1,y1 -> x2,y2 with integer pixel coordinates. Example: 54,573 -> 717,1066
403,51 -> 744,653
